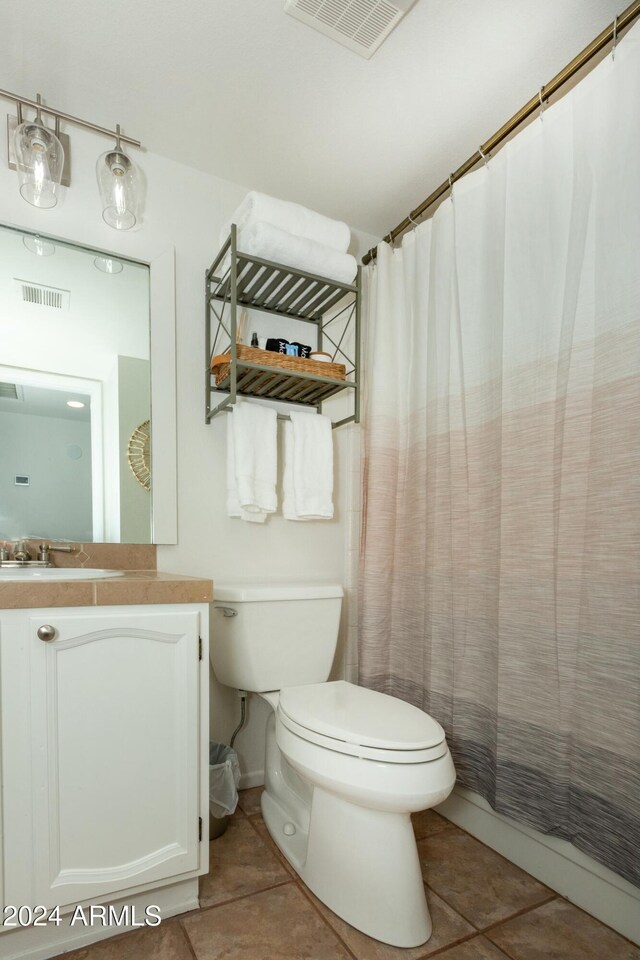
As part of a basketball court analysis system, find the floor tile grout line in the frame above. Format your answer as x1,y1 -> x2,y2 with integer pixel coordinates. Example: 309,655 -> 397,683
243,813 -> 297,877
482,890 -> 640,954
437,810 -> 640,942
421,881 -> 556,936
226,794 -> 640,956
291,875 -> 494,960
422,882 -> 480,931
292,877 -> 361,960
196,878 -> 295,915
177,918 -> 201,960
427,819 -> 558,900
556,893 -> 640,951
240,803 -> 367,959
418,815 -> 640,950
239,798 -> 545,956
415,931 -> 488,960
469,934 -> 522,960
478,893 -> 559,938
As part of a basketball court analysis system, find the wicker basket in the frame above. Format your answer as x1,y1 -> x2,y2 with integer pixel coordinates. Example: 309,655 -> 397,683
211,344 -> 346,384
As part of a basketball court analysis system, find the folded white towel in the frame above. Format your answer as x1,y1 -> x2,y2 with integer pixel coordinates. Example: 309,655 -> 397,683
283,413 -> 334,521
234,221 -> 357,288
221,191 -> 351,253
226,417 -> 264,523
227,401 -> 277,523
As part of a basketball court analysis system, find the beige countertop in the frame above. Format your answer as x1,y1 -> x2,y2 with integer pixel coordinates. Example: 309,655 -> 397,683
0,570 -> 213,610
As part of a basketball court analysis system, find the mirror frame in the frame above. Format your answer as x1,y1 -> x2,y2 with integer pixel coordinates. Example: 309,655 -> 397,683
0,222 -> 177,545
148,248 -> 177,544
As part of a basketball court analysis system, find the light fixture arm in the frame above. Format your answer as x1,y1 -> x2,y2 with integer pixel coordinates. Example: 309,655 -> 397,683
0,86 -> 141,148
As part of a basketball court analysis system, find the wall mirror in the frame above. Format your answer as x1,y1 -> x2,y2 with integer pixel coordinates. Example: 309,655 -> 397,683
0,224 -> 176,544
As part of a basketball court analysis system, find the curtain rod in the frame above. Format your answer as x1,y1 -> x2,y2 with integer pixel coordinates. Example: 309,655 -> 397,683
362,0 -> 640,266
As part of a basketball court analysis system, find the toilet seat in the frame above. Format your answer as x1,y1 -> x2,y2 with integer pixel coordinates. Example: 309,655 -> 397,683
278,681 -> 448,764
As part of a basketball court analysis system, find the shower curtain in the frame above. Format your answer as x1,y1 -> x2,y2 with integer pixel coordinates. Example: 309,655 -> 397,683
359,22 -> 640,887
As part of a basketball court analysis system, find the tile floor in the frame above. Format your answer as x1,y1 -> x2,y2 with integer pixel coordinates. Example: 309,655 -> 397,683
61,788 -> 640,960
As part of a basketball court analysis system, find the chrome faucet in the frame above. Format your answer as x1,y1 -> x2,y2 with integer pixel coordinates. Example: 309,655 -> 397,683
12,540 -> 31,562
0,539 -> 79,567
37,543 -> 76,564
0,541 -> 77,567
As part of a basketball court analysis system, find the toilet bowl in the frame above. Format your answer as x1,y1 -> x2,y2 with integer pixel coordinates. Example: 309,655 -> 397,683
210,583 -> 456,948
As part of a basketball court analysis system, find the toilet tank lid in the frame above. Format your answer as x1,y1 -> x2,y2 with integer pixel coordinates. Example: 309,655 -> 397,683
213,581 -> 344,602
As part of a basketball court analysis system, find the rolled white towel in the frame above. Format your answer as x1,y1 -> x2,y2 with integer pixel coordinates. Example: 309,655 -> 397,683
220,191 -> 351,253
236,221 -> 357,287
283,413 -> 334,521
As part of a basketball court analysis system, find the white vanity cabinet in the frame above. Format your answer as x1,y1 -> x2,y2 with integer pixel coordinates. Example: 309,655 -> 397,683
0,602 -> 209,914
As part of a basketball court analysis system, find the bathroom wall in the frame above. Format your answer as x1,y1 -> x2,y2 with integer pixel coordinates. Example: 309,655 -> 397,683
0,126 -> 374,779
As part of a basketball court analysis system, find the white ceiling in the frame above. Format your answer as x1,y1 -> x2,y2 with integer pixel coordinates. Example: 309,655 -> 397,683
0,0 -> 621,237
0,385 -> 91,421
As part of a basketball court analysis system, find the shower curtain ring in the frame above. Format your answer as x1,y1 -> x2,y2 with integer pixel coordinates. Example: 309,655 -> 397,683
538,86 -> 545,120
612,16 -> 618,60
408,211 -> 419,226
478,145 -> 489,167
448,174 -> 454,203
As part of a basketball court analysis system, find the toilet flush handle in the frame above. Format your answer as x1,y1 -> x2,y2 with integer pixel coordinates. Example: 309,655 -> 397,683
215,606 -> 238,618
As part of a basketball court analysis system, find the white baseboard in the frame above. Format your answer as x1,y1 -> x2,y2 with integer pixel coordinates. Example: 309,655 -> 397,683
239,769 -> 265,790
437,786 -> 640,946
0,879 -> 199,960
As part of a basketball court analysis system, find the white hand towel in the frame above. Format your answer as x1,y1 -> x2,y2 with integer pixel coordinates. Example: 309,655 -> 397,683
283,413 -> 334,521
227,401 -> 277,523
227,415 -> 265,523
220,191 -> 351,253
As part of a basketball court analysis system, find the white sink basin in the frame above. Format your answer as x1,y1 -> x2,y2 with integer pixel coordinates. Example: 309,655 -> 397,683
0,568 -> 125,580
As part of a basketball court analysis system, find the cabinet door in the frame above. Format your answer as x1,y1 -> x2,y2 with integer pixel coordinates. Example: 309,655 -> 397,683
22,608 -> 201,907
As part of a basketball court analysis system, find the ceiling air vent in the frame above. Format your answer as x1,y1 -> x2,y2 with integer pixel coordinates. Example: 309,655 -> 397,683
284,0 -> 417,59
0,382 -> 22,400
16,279 -> 70,310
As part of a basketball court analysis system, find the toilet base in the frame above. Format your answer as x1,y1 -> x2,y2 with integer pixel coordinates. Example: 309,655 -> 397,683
262,785 -> 432,948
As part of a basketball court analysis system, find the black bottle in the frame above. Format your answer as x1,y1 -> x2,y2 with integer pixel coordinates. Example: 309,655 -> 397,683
251,332 -> 259,348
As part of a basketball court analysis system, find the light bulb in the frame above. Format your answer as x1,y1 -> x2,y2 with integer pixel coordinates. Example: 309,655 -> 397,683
13,121 -> 64,209
113,174 -> 126,216
96,148 -> 140,230
33,152 -> 47,190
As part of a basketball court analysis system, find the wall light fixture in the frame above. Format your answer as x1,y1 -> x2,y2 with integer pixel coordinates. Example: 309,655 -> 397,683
2,89 -> 143,230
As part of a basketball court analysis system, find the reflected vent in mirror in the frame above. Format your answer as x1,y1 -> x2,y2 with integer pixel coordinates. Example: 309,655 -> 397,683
15,279 -> 70,310
0,381 -> 23,400
284,0 -> 416,58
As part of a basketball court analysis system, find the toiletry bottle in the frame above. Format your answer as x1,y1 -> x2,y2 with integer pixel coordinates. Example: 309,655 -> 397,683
251,331 -> 259,348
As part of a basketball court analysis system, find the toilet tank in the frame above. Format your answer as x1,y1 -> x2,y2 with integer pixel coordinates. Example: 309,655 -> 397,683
211,582 -> 343,692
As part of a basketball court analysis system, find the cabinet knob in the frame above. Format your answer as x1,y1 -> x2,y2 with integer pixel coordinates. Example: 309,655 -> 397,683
37,624 -> 57,642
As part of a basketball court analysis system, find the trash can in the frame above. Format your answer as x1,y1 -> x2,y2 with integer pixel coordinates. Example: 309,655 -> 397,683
209,742 -> 241,840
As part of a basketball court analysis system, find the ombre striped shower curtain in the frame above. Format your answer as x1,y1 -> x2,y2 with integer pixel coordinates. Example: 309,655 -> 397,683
359,22 -> 640,886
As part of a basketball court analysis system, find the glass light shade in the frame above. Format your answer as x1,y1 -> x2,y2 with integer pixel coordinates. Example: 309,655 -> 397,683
93,256 -> 124,274
23,234 -> 56,256
13,121 -> 65,209
96,149 -> 140,230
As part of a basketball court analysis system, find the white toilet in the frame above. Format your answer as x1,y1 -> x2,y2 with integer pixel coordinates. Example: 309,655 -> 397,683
211,582 -> 456,948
